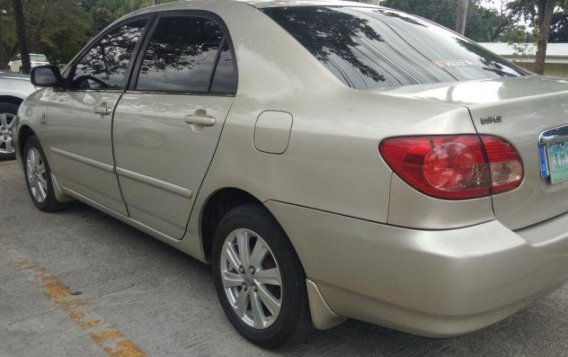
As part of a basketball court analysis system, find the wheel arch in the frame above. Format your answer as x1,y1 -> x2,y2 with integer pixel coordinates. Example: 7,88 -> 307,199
200,187 -> 265,261
17,124 -> 36,159
0,95 -> 24,107
199,187 -> 305,273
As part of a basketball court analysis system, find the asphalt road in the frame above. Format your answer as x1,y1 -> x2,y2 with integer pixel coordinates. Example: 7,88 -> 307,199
2,159 -> 568,357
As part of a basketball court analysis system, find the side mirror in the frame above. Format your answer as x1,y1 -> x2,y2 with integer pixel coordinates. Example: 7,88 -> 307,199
30,65 -> 63,87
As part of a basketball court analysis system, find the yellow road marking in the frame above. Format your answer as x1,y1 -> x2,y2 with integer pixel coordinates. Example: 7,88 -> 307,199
1,235 -> 146,357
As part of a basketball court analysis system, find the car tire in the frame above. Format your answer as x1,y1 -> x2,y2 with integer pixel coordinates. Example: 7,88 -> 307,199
23,135 -> 69,212
212,204 -> 313,349
0,102 -> 18,161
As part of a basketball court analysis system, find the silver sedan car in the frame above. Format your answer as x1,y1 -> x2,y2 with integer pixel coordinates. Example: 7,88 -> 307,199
14,0 -> 568,348
0,71 -> 36,160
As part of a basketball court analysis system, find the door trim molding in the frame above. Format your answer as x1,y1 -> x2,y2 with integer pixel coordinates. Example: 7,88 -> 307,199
50,147 -> 114,173
116,167 -> 193,199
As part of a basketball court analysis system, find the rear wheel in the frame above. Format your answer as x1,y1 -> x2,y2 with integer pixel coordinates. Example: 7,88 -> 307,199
0,102 -> 18,160
23,135 -> 68,212
212,205 -> 313,348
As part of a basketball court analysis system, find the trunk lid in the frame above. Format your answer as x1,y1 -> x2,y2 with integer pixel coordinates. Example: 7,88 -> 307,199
386,76 -> 568,230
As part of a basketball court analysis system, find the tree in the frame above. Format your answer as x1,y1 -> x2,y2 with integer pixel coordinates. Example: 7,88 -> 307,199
506,0 -> 567,74
80,0 -> 173,36
12,0 -> 30,73
0,0 -> 91,67
0,0 -> 176,68
382,0 -> 521,42
457,0 -> 469,34
0,9 -> 5,66
534,0 -> 556,74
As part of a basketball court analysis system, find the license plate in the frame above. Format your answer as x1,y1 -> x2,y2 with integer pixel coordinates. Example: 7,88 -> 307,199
546,141 -> 568,184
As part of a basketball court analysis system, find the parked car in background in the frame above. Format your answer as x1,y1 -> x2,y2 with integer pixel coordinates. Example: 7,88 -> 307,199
7,53 -> 50,73
0,71 -> 36,160
14,0 -> 568,349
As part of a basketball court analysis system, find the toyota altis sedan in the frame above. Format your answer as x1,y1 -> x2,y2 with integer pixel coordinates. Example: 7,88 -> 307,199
14,0 -> 568,348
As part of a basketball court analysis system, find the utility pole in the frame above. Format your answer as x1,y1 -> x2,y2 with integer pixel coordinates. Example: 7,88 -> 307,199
12,0 -> 30,74
456,0 -> 469,35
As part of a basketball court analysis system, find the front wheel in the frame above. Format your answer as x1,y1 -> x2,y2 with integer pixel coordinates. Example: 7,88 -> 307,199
0,102 -> 18,160
212,205 -> 313,348
23,135 -> 68,212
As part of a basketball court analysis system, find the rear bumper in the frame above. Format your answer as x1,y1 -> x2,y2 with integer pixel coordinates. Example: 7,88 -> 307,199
266,201 -> 568,337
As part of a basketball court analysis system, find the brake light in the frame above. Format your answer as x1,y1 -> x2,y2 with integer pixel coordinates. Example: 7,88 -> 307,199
379,135 -> 523,200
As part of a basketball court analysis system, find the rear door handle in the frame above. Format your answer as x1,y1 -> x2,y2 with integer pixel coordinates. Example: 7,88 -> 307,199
185,115 -> 216,127
94,105 -> 112,116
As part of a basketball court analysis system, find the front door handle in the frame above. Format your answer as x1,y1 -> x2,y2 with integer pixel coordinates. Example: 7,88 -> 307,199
94,105 -> 112,116
185,113 -> 216,127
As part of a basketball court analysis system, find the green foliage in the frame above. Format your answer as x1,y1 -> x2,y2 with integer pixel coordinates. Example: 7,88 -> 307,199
0,0 -> 176,66
81,0 -> 175,36
382,0 -> 517,42
506,0 -> 567,42
383,0 -> 567,43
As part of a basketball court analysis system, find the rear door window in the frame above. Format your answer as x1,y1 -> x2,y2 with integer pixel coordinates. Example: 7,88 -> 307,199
210,40 -> 238,94
136,15 -> 232,93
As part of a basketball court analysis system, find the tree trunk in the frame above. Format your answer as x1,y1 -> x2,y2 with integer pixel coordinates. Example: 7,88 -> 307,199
0,15 -> 4,68
456,0 -> 469,35
12,0 -> 31,74
534,0 -> 555,75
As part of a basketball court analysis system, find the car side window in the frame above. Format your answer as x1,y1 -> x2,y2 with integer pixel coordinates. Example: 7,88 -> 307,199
71,19 -> 147,90
210,40 -> 237,94
136,15 -> 229,93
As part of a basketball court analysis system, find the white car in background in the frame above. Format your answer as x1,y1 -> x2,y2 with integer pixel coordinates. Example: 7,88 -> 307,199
0,71 -> 36,160
7,53 -> 50,73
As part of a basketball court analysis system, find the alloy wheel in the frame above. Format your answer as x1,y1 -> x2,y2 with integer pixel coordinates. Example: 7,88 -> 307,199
26,147 -> 48,203
0,112 -> 16,155
220,228 -> 283,329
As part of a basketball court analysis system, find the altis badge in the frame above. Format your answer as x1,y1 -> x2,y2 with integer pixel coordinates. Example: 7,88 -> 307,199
480,115 -> 503,125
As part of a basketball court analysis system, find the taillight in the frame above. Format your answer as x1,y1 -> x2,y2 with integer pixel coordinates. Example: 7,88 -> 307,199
379,135 -> 523,200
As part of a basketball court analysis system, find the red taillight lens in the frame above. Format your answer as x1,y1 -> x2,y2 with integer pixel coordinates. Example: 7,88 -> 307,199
379,135 -> 523,200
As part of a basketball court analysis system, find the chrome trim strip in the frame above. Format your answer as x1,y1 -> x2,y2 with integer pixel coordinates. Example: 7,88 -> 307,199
50,147 -> 114,173
116,167 -> 193,199
539,125 -> 568,145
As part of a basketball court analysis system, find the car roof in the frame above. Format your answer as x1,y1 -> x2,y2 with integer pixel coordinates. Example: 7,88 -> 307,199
127,0 -> 381,17
240,0 -> 380,9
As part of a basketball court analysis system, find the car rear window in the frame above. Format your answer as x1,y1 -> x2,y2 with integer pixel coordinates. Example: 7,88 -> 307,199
30,54 -> 47,62
262,6 -> 526,90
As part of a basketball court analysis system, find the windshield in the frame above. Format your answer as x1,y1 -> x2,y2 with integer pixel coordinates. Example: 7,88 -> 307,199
30,54 -> 47,62
263,6 -> 526,90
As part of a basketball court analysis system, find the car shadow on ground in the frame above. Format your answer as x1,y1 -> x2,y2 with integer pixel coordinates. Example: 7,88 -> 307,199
62,200 -> 568,357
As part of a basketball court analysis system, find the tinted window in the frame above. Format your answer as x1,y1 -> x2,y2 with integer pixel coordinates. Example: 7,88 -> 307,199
71,19 -> 147,90
210,41 -> 237,94
263,7 -> 526,90
136,16 -> 224,92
